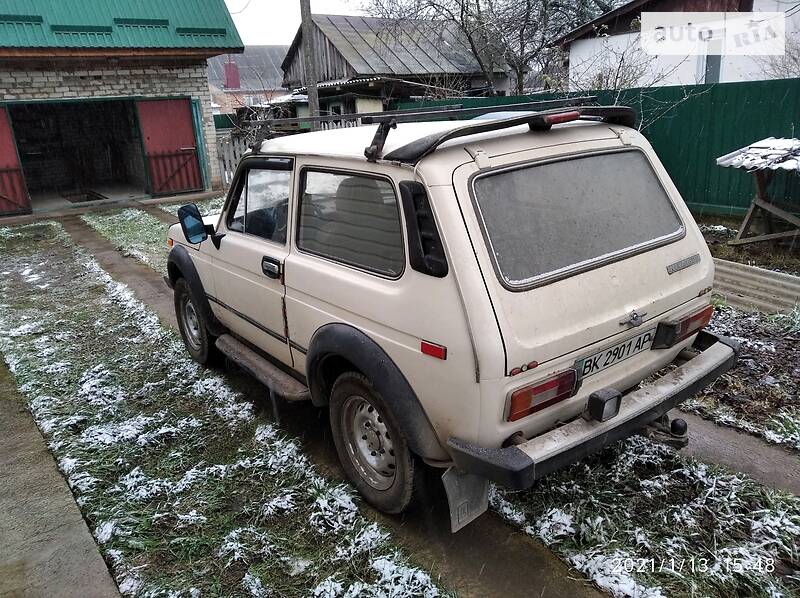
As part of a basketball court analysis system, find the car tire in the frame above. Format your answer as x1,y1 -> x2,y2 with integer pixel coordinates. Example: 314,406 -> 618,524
329,372 -> 416,514
174,278 -> 216,365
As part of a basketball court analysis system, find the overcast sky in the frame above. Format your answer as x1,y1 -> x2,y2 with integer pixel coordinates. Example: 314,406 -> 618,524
224,0 -> 364,46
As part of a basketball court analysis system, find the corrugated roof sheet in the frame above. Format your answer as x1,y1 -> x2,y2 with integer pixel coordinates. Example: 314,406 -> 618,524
717,138 -> 800,172
0,0 -> 243,50
310,14 -> 501,76
207,45 -> 288,91
294,76 -> 383,92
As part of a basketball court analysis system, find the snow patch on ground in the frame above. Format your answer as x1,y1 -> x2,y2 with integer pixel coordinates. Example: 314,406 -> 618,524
0,222 -> 447,595
491,435 -> 800,597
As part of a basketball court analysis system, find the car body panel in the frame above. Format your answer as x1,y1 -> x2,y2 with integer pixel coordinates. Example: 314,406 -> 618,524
168,118 -> 718,461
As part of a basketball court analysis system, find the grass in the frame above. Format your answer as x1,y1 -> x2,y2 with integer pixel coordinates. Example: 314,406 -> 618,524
76,203 -> 800,597
680,305 -> 800,451
496,436 -> 800,597
81,209 -> 170,273
693,213 -> 800,276
0,223 -> 446,597
162,196 -> 226,217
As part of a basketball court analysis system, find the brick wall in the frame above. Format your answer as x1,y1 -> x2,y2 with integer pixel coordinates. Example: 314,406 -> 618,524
0,63 -> 221,190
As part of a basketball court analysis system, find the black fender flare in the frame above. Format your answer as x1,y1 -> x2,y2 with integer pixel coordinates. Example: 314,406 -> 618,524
166,245 -> 225,337
306,323 -> 449,461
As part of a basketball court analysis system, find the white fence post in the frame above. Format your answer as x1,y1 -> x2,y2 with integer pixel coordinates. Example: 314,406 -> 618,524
216,133 -> 249,189
215,115 -> 366,186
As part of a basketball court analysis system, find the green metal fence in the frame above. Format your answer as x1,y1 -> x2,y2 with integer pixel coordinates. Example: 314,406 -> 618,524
214,113 -> 236,130
394,78 -> 800,216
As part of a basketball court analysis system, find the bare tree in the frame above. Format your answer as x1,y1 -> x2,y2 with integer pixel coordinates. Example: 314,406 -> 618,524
564,25 -> 695,100
365,0 -> 505,94
365,0 -> 617,96
484,0 -> 551,94
760,31 -> 800,78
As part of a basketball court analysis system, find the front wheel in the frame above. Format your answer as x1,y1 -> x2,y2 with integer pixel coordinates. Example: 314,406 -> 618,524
329,372 -> 417,514
174,278 -> 215,365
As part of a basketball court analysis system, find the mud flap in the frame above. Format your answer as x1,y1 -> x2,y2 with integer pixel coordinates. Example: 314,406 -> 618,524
442,467 -> 489,533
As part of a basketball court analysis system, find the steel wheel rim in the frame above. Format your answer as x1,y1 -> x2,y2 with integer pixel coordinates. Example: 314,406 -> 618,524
181,295 -> 202,350
341,394 -> 396,490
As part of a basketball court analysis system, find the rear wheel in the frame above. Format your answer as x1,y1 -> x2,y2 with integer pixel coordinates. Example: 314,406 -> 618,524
174,278 -> 215,365
329,372 -> 416,514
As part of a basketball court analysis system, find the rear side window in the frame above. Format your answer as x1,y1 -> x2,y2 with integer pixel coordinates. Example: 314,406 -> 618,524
472,150 -> 684,288
297,171 -> 404,277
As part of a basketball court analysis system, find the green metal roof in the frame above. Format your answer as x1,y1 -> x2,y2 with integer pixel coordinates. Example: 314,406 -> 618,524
0,0 -> 243,50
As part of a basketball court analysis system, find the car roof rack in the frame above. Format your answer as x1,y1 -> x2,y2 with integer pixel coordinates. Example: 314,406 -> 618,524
361,97 -> 596,162
364,104 -> 636,164
360,97 -> 597,126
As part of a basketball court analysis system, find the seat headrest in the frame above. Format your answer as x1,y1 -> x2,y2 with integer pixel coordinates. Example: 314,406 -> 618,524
332,177 -> 390,218
335,177 -> 380,200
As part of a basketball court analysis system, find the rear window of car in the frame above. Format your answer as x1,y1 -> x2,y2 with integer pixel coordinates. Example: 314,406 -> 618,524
472,150 -> 684,288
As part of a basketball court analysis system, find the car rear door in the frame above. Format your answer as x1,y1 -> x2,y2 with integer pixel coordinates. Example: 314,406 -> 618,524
211,157 -> 294,366
452,140 -> 713,377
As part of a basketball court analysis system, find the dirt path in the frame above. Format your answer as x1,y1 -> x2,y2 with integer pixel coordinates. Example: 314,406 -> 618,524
138,204 -> 178,226
0,362 -> 120,598
60,215 -> 602,597
60,217 -> 177,330
681,411 -> 800,495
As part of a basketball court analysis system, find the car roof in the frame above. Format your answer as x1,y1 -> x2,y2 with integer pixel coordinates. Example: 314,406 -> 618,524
257,118 -> 610,162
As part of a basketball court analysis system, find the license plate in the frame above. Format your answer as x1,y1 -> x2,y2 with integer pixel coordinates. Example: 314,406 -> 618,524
576,328 -> 656,380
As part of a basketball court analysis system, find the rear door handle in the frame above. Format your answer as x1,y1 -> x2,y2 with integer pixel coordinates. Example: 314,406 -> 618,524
261,256 -> 281,279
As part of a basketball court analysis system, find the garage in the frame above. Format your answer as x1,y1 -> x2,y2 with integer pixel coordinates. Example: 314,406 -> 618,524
0,97 -> 205,214
9,100 -> 147,208
0,0 -> 243,217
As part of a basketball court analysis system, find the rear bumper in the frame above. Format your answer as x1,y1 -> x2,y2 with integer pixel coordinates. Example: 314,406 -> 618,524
447,331 -> 738,490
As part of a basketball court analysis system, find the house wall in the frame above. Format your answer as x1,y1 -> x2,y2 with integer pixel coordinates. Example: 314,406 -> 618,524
567,0 -> 800,89
209,84 -> 288,113
355,97 -> 383,113
0,62 -> 221,189
283,22 -> 356,88
470,74 -> 510,94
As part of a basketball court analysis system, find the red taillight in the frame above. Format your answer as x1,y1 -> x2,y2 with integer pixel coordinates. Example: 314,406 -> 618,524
543,111 -> 580,125
676,304 -> 714,341
652,304 -> 714,349
421,340 -> 447,360
507,369 -> 577,422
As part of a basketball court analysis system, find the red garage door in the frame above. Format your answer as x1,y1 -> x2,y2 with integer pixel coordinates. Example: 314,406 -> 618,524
0,107 -> 29,216
137,99 -> 203,195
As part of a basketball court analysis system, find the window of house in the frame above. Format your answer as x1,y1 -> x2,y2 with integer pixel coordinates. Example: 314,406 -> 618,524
227,160 -> 293,244
297,171 -> 404,276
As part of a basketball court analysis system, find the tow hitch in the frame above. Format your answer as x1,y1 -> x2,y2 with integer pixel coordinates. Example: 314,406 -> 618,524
643,413 -> 688,449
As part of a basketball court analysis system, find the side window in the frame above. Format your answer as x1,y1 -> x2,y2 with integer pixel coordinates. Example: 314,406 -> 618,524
228,184 -> 245,232
226,163 -> 292,244
297,171 -> 404,277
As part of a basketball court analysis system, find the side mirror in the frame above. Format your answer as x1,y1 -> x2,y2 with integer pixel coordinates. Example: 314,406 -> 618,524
177,203 -> 208,245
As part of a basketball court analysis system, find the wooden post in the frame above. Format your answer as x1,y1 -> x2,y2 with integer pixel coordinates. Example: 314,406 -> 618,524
300,0 -> 320,132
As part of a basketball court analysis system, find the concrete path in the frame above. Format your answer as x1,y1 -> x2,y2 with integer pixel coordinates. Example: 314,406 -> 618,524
0,190 -> 218,227
0,363 -> 119,598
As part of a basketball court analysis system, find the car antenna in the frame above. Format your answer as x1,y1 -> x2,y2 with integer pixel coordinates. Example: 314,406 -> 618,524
364,118 -> 397,162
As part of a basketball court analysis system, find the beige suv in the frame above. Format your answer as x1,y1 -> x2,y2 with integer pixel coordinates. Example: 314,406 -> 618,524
167,105 -> 737,532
